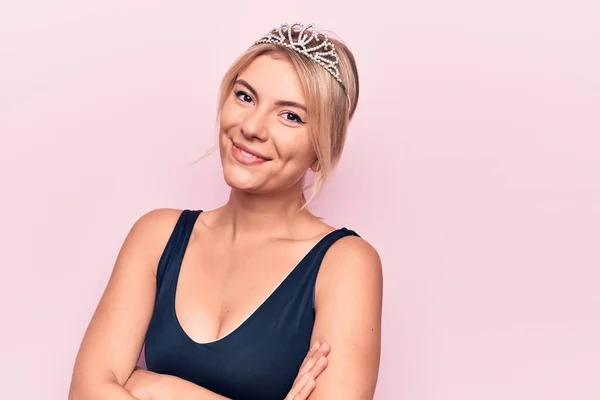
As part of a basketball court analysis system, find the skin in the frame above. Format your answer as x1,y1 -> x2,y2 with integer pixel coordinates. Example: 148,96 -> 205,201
69,53 -> 382,400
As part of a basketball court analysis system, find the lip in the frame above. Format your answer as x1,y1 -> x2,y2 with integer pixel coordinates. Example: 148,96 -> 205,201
231,141 -> 272,165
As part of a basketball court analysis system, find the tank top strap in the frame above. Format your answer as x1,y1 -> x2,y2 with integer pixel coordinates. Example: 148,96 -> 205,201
284,227 -> 361,310
155,209 -> 202,298
310,227 -> 361,263
312,227 -> 361,308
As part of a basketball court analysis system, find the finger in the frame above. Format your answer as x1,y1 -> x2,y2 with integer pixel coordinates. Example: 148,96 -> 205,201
318,342 -> 331,354
290,356 -> 327,397
295,356 -> 317,384
293,379 -> 316,400
287,361 -> 316,400
294,356 -> 328,389
300,341 -> 320,367
297,342 -> 321,377
292,379 -> 316,400
311,342 -> 331,361
293,342 -> 331,389
298,343 -> 330,378
307,355 -> 328,380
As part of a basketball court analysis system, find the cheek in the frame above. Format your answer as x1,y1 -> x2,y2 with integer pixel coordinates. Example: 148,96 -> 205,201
219,101 -> 235,130
276,134 -> 315,165
220,95 -> 247,130
218,106 -> 238,149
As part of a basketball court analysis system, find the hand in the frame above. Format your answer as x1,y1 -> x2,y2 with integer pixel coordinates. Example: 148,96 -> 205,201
284,341 -> 331,400
124,367 -> 162,400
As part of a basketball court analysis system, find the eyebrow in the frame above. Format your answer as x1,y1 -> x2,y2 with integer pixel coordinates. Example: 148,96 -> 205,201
235,79 -> 307,112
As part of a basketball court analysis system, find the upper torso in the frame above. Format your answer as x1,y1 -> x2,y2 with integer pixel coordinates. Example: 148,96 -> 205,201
143,208 -> 360,399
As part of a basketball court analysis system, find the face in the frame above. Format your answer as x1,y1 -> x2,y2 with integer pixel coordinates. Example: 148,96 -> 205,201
218,53 -> 318,196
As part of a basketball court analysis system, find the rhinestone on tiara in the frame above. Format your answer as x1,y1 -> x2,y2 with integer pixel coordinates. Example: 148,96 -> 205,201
254,23 -> 346,92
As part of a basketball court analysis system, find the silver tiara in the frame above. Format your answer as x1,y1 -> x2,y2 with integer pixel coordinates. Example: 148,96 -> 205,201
254,23 -> 346,92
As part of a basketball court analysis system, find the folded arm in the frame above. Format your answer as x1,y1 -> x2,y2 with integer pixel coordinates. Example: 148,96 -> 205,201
124,369 -> 231,400
68,208 -> 226,400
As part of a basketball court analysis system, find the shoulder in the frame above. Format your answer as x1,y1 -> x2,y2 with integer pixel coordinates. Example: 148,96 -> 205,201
325,233 -> 381,270
322,233 -> 382,282
316,232 -> 383,305
129,207 -> 184,239
121,208 -> 187,273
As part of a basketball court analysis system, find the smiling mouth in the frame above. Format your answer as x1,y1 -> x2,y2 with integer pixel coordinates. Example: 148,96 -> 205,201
231,141 -> 271,165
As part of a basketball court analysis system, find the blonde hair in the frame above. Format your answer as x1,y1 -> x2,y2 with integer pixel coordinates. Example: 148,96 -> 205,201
206,27 -> 359,208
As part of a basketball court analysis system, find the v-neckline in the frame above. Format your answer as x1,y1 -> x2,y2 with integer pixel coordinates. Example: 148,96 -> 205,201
171,212 -> 342,346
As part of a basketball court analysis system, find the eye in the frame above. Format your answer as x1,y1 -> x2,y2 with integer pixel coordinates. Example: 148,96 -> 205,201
234,90 -> 254,104
281,112 -> 306,125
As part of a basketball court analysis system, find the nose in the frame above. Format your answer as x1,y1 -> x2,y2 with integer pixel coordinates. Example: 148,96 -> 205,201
240,108 -> 269,142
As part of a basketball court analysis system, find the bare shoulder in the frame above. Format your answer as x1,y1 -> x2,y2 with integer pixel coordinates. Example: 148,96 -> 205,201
320,234 -> 383,286
315,233 -> 383,309
130,207 -> 183,235
121,208 -> 185,274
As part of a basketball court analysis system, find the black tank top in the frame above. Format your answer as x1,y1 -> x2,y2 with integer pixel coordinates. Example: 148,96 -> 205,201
143,209 -> 360,400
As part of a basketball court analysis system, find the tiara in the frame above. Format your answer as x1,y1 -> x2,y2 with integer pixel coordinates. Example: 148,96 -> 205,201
254,23 -> 346,92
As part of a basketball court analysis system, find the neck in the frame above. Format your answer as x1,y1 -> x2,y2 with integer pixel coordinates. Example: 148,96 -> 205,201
217,185 -> 311,241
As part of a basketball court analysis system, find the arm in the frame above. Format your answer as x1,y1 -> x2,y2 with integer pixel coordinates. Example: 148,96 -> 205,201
124,343 -> 331,400
68,208 -> 188,400
124,370 -> 231,400
307,236 -> 383,399
158,374 -> 231,400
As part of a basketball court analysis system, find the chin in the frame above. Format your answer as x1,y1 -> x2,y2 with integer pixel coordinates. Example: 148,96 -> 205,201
221,163 -> 265,192
220,145 -> 268,192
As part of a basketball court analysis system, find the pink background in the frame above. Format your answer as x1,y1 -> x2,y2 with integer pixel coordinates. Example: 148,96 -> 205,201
1,1 -> 599,399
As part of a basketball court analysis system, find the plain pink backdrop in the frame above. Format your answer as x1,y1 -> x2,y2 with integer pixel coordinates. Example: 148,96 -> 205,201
1,1 -> 599,399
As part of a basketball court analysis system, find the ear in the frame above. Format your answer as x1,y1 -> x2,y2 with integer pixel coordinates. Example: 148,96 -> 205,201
310,158 -> 320,172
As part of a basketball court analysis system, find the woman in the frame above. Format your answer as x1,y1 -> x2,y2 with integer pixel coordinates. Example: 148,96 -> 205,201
69,22 -> 383,400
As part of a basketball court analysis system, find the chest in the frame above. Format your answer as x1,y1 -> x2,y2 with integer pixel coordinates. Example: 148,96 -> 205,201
174,234 -> 318,344
145,233 -> 321,400
145,298 -> 314,400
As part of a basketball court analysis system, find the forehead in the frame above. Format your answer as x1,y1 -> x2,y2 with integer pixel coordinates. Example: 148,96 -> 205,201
237,54 -> 305,102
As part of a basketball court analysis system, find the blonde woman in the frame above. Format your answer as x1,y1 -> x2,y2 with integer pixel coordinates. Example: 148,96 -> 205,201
69,23 -> 383,400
